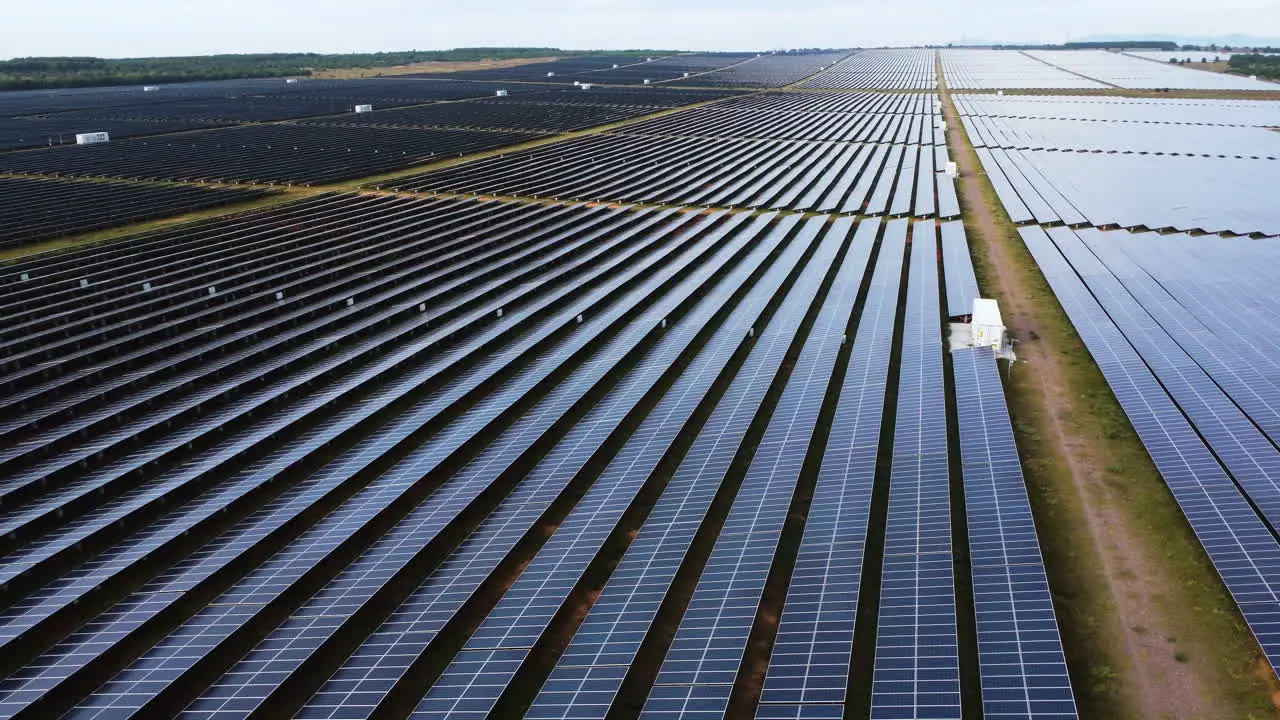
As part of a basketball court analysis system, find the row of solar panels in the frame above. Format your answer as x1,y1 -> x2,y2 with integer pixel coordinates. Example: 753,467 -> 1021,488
0,193 -> 1073,718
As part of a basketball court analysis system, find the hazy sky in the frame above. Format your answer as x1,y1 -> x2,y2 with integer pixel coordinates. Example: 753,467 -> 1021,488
3,0 -> 1278,58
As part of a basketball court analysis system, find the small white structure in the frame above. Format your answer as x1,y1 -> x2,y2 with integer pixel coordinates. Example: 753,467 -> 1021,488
354,104 -> 373,113
642,79 -> 652,85
143,86 -> 160,92
580,83 -> 593,90
547,71 -> 556,77
997,90 -> 1005,96
573,81 -> 581,86
612,63 -> 619,68
971,298 -> 1005,349
495,89 -> 508,97
285,78 -> 299,84
945,161 -> 958,177
683,72 -> 690,77
75,132 -> 110,145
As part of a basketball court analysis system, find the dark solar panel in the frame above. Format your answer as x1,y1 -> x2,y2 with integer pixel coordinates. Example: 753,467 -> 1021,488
868,219 -> 961,720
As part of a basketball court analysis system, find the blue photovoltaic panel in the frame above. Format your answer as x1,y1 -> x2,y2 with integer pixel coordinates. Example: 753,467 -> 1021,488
0,206 -> 726,719
937,174 -> 961,220
868,219 -> 961,720
1020,226 -> 1280,673
53,209 -> 756,720
758,217 -> 902,717
293,212 -> 799,720
183,211 -> 776,720
940,220 -> 979,318
640,216 -> 873,719
952,347 -> 1077,719
516,218 -> 842,720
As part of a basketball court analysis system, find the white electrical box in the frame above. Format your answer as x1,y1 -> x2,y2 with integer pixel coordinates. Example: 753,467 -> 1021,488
143,86 -> 159,92
971,299 -> 1005,349
354,104 -> 373,113
75,132 -> 110,145
945,161 -> 958,177
495,89 -> 508,97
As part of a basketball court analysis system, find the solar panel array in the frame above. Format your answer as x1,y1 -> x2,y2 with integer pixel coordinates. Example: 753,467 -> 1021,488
382,92 -> 954,219
757,218 -> 904,720
0,176 -> 274,248
959,94 -> 1280,236
0,49 -> 1088,720
801,50 -> 938,90
674,51 -> 851,88
940,50 -> 1107,90
869,219 -> 960,720
956,53 -> 1280,691
1025,50 -> 1278,90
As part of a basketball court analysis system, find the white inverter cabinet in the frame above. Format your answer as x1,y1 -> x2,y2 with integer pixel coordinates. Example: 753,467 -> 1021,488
971,298 -> 1005,349
75,132 -> 110,145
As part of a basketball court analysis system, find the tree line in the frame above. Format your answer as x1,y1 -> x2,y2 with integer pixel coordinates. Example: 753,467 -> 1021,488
1228,54 -> 1280,80
0,48 -> 618,91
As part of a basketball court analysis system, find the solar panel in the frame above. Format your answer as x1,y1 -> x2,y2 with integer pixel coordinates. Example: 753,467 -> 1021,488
868,219 -> 961,720
0,205 -> 736,719
639,216 -> 873,718
940,221 -> 979,318
758,217 -> 901,716
510,218 -> 843,720
245,213 -> 796,720
952,347 -> 1076,719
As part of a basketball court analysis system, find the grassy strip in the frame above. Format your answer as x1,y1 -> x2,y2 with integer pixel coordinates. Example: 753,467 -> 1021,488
939,70 -> 1280,718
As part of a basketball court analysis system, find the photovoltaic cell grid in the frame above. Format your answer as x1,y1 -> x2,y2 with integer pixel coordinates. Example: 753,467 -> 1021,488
186,211 -> 779,720
0,52 -> 1091,720
952,347 -> 1076,719
1025,49 -> 1278,90
802,50 -> 938,90
940,50 -> 1107,90
496,218 -> 837,720
958,94 -> 1280,235
757,217 -> 903,720
940,221 -> 979,318
954,94 -> 1280,128
869,219 -> 961,720
641,217 -> 872,719
1,201 -> 714,718
960,113 -> 1280,158
402,214 -> 823,720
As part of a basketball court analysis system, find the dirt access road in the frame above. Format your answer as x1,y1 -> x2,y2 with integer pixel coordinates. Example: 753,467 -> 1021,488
935,58 -> 1280,719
